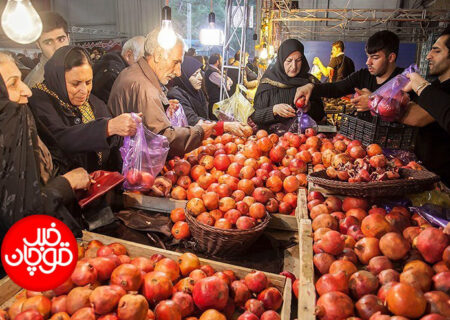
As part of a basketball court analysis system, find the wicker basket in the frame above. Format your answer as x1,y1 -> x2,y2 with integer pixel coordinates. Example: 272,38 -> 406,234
307,168 -> 440,198
185,211 -> 271,258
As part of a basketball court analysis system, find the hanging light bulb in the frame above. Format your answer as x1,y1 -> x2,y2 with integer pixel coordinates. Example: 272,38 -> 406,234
1,0 -> 42,44
200,12 -> 224,46
157,5 -> 177,50
259,44 -> 268,59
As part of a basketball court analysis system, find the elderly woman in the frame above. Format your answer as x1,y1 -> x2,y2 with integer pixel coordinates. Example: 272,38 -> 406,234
251,39 -> 324,133
167,55 -> 248,136
0,52 -> 92,240
28,46 -> 138,174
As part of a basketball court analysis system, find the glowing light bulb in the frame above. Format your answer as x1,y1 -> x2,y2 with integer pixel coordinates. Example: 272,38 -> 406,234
200,12 -> 224,46
259,47 -> 268,59
1,0 -> 42,44
158,6 -> 176,50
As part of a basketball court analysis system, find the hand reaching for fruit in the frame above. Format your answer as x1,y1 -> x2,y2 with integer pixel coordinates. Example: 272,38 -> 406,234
273,104 -> 296,118
351,88 -> 372,112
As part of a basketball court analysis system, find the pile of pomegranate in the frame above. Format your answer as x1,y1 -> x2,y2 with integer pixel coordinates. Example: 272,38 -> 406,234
307,191 -> 449,320
2,240 -> 284,320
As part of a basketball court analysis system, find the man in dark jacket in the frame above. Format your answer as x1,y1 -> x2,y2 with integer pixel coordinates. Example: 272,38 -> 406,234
92,36 -> 145,104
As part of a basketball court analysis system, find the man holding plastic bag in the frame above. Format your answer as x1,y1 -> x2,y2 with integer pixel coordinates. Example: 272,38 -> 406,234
108,28 -> 216,159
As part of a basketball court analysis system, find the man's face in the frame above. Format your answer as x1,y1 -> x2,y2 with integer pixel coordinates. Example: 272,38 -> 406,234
365,50 -> 395,76
154,43 -> 183,85
0,60 -> 32,104
37,28 -> 69,60
427,35 -> 450,77
331,45 -> 340,58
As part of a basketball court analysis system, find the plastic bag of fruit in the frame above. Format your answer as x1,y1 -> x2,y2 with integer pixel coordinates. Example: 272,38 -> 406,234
369,64 -> 418,122
166,103 -> 188,127
120,113 -> 170,192
212,84 -> 254,124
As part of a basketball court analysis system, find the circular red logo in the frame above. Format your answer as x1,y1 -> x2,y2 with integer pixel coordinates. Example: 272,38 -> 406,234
1,215 -> 78,291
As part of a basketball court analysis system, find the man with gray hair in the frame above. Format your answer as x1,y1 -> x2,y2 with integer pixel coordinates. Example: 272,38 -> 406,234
92,36 -> 145,103
108,28 -> 215,159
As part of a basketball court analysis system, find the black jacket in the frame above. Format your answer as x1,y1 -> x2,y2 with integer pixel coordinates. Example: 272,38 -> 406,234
167,86 -> 210,126
92,51 -> 128,104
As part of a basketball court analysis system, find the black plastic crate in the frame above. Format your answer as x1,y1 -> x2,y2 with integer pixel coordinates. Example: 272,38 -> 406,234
339,113 -> 418,150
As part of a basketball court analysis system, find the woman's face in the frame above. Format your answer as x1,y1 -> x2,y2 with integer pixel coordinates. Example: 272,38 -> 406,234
65,63 -> 93,106
283,51 -> 302,77
188,68 -> 203,90
0,61 -> 32,104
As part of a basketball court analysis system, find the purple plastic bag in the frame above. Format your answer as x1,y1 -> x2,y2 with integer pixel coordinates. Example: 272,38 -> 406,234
120,113 -> 169,192
297,111 -> 318,134
369,64 -> 418,122
167,104 -> 188,127
409,204 -> 449,228
382,148 -> 418,164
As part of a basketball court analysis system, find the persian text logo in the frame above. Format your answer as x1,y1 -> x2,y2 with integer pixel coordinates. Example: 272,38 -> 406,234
1,215 -> 78,291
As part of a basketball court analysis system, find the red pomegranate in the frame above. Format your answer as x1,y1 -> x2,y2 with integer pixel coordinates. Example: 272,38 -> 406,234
368,256 -> 393,275
432,271 -> 450,293
141,271 -> 173,306
192,276 -> 229,311
237,311 -> 259,320
66,286 -> 92,315
89,285 -> 123,315
230,280 -> 251,307
313,253 -> 335,275
354,237 -> 381,265
424,291 -> 450,317
71,261 -> 98,286
171,292 -> 194,318
329,260 -> 358,279
21,295 -> 51,318
245,270 -> 269,293
400,268 -> 432,292
315,271 -> 349,296
343,197 -> 369,212
349,271 -> 379,299
355,294 -> 388,320
260,310 -> 281,320
257,287 -> 283,310
245,299 -> 265,317
386,283 -> 426,318
154,300 -> 182,320
415,227 -> 448,263
117,294 -> 149,320
379,232 -> 410,260
110,263 -> 142,291
70,307 -> 95,320
52,277 -> 74,296
316,291 -> 354,320
51,295 -> 67,314
316,230 -> 345,255
361,214 -> 391,238
89,257 -> 117,282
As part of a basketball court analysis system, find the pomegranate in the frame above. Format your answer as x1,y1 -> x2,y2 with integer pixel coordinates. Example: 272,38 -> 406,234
310,204 -> 329,219
403,226 -> 421,244
432,271 -> 450,293
361,214 -> 391,238
130,257 -> 154,274
355,294 -> 388,320
245,299 -> 265,317
415,227 -> 448,263
269,145 -> 286,163
237,311 -> 259,320
199,309 -> 226,320
171,292 -> 194,318
21,295 -> 51,318
379,232 -> 410,261
51,295 -> 67,314
354,237 -> 381,265
245,270 -> 269,293
386,283 -> 426,318
316,291 -> 354,320
66,286 -> 92,315
154,300 -> 182,320
367,256 -> 393,275
260,310 -> 281,320
141,271 -> 173,306
230,280 -> 251,306
329,260 -> 358,279
71,261 -> 97,286
400,268 -> 432,292
313,253 -> 335,274
90,285 -> 123,315
315,271 -> 349,296
385,211 -> 410,233
97,245 -> 114,257
316,230 -> 344,255
343,197 -> 369,212
52,277 -> 74,296
349,271 -> 379,299
420,315 -> 446,320
14,310 -> 44,320
173,277 -> 195,294
404,260 -> 435,278
88,257 -> 117,282
49,312 -> 70,320
192,276 -> 229,310
312,214 -> 338,231
155,258 -> 180,282
424,291 -> 450,317
347,208 -> 368,222
377,281 -> 398,303
257,287 -> 283,310
110,263 -> 142,291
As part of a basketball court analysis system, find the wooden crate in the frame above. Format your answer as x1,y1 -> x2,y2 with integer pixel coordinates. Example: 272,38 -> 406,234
123,191 -> 305,232
298,219 -> 315,320
0,231 -> 292,319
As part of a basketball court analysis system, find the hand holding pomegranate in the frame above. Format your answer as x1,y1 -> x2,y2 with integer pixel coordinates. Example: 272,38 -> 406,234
223,122 -> 247,136
351,88 -> 372,112
273,104 -> 296,118
294,83 -> 314,106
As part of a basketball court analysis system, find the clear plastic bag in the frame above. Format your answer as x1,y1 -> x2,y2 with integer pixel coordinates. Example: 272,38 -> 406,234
212,85 -> 254,124
369,64 -> 418,122
120,113 -> 169,192
166,103 -> 188,127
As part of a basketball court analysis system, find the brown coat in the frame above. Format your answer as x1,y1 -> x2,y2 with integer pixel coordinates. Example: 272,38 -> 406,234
108,57 -> 204,158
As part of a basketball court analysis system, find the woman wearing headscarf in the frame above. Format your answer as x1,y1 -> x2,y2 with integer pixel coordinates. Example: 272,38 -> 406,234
167,55 -> 247,136
28,46 -> 138,174
0,52 -> 91,245
251,39 -> 324,132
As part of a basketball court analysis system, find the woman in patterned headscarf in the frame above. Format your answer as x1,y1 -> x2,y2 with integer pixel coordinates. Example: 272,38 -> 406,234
28,46 -> 138,174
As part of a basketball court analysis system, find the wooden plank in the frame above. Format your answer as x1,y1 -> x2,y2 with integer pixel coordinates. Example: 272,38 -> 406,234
0,276 -> 21,309
268,214 -> 298,231
280,277 -> 292,320
298,219 -> 316,320
82,231 -> 288,290
123,192 -> 187,213
297,188 -> 308,220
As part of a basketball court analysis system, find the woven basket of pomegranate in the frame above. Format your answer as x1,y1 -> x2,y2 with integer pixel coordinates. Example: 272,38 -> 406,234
307,168 -> 440,198
185,209 -> 271,258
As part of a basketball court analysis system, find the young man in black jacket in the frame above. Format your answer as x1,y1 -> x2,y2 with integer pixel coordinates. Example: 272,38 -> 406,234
294,30 -> 404,113
401,26 -> 450,186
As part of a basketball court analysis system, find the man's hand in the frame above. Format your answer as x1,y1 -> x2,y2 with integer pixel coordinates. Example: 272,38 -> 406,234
150,176 -> 172,197
273,103 -> 296,118
403,73 -> 429,95
351,88 -> 372,112
107,113 -> 142,137
63,167 -> 91,190
199,121 -> 216,139
224,122 -> 246,136
167,99 -> 180,118
294,83 -> 314,106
